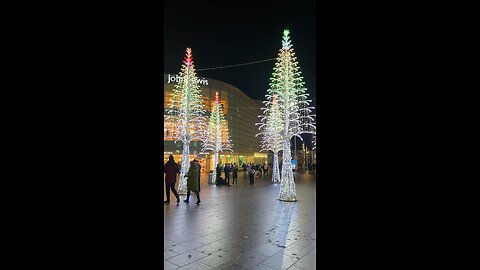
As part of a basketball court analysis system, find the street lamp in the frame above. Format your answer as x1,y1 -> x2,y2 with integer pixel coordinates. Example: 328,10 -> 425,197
303,143 -> 307,171
306,149 -> 308,172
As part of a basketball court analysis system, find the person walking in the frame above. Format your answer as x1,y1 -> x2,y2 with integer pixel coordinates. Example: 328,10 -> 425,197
232,163 -> 238,185
164,155 -> 180,204
249,166 -> 255,185
224,163 -> 231,186
194,159 -> 201,192
184,160 -> 201,204
264,163 -> 268,176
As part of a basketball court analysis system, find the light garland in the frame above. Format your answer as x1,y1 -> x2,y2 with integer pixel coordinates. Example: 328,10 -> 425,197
165,48 -> 207,195
312,133 -> 316,150
201,92 -> 233,180
256,94 -> 283,184
263,29 -> 316,202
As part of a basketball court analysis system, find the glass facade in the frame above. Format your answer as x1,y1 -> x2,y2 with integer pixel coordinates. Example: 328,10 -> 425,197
164,74 -> 270,172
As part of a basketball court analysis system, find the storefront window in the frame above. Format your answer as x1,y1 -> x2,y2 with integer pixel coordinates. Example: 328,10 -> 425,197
164,76 -> 268,172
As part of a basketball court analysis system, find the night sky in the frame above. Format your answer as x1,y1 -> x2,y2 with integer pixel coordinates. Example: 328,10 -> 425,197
164,0 -> 316,104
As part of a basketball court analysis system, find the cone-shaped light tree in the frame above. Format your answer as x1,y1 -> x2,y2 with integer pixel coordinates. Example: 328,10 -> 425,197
256,94 -> 283,183
165,48 -> 207,195
267,29 -> 316,201
202,92 -> 233,181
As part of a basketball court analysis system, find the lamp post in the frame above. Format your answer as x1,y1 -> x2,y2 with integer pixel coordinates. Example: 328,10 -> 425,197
306,149 -> 308,173
302,143 -> 306,171
291,138 -> 296,174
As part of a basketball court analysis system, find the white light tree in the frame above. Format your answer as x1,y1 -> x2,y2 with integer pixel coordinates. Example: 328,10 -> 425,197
165,47 -> 207,195
256,94 -> 283,184
267,29 -> 316,201
201,92 -> 233,181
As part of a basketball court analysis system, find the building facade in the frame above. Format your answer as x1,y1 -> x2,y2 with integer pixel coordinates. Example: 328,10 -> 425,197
164,74 -> 270,172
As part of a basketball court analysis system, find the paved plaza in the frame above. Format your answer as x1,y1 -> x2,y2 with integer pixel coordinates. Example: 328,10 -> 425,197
164,171 -> 316,270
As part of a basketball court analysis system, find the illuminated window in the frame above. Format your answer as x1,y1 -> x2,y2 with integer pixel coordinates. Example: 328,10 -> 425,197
254,152 -> 267,158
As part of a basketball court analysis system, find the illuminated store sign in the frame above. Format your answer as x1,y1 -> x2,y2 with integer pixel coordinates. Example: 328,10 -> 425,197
167,74 -> 208,85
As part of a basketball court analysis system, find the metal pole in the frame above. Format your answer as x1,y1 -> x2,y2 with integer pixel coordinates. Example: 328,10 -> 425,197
294,137 -> 296,159
294,136 -> 297,173
305,145 -> 308,172
304,143 -> 306,170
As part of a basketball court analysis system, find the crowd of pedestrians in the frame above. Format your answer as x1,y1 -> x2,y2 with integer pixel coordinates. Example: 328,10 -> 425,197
297,162 -> 317,173
215,163 -> 239,186
214,162 -> 272,185
164,156 -> 315,204
208,162 -> 275,186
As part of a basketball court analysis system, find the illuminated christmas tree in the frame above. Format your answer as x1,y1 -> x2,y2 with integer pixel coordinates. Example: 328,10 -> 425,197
202,92 -> 233,181
256,94 -> 283,184
165,47 -> 207,195
267,29 -> 316,201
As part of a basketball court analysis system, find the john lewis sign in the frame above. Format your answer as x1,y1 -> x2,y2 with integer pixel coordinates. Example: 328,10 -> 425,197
167,74 -> 209,85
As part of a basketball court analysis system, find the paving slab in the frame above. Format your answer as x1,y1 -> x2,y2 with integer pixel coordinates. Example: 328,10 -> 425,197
164,172 -> 316,270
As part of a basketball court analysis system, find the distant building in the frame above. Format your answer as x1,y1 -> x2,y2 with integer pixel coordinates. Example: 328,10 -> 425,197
163,74 -> 270,172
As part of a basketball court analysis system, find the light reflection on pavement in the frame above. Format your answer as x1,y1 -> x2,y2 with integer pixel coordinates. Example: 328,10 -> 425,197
164,171 -> 316,270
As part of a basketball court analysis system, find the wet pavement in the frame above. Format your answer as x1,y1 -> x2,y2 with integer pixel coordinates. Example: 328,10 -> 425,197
164,171 -> 316,270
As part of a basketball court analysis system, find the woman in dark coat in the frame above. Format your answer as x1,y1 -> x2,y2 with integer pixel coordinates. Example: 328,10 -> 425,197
164,155 -> 180,204
184,160 -> 201,204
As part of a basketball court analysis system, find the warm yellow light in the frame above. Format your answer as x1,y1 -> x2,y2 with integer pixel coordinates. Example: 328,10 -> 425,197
254,152 -> 267,158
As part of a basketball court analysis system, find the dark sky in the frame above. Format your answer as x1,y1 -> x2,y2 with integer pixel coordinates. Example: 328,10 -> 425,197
164,0 -> 316,103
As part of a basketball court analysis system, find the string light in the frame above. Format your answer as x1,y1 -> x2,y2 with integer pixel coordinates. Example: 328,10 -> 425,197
196,58 -> 276,71
312,133 -> 316,150
261,29 -> 316,202
165,47 -> 207,195
256,94 -> 283,184
201,92 -> 233,181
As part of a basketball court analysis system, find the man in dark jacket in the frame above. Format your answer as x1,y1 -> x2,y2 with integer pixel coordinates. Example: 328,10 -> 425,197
249,166 -> 255,185
216,163 -> 222,184
224,163 -> 231,186
164,155 -> 180,204
193,159 -> 201,192
232,163 -> 238,185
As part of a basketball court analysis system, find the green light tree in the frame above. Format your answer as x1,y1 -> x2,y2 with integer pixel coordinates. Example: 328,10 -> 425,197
267,29 -> 316,201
